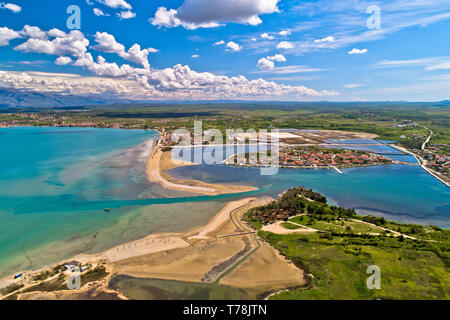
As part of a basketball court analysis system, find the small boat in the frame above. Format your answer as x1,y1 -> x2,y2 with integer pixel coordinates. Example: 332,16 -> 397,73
14,273 -> 22,279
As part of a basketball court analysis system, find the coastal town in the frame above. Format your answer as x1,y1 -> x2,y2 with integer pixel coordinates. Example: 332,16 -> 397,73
223,146 -> 394,170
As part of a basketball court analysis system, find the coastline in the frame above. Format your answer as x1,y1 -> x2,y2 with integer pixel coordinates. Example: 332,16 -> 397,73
1,197 -> 305,300
146,140 -> 259,195
391,144 -> 450,188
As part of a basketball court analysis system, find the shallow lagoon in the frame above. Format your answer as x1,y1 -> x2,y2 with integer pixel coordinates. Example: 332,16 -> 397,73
0,127 -> 448,278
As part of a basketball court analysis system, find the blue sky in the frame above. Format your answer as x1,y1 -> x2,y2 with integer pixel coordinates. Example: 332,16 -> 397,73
0,0 -> 450,101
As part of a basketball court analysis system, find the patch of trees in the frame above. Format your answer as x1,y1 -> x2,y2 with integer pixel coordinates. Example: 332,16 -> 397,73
247,186 -> 356,225
362,215 -> 386,226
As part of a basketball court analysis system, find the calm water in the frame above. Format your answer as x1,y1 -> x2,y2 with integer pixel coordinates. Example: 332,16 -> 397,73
0,127 -> 449,279
109,275 -> 248,300
169,143 -> 450,227
0,127 -> 237,278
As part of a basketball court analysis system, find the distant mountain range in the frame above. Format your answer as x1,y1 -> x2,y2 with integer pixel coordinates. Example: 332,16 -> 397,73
0,89 -> 122,109
0,88 -> 449,109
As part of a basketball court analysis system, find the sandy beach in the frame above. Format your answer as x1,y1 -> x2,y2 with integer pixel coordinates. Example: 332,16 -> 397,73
2,196 -> 306,300
0,141 -> 304,300
146,142 -> 258,195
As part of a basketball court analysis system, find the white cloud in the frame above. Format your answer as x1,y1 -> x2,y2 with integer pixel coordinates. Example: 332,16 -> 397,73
267,54 -> 286,62
254,65 -> 324,74
95,0 -> 131,10
213,40 -> 225,46
117,10 -> 136,19
314,36 -> 335,44
2,26 -> 337,100
279,30 -> 291,36
426,62 -> 450,71
0,2 -> 21,13
257,58 -> 275,70
55,56 -> 74,65
282,0 -> 450,55
226,41 -> 242,52
257,54 -> 286,70
15,30 -> 90,58
150,7 -> 220,30
0,27 -> 20,46
191,54 -> 200,58
261,33 -> 274,40
148,47 -> 159,53
20,25 -> 47,40
344,83 -> 364,89
348,48 -> 368,55
48,28 -> 67,38
0,67 -> 337,101
374,57 -> 450,71
91,31 -> 124,53
92,32 -> 150,68
277,41 -> 294,49
150,0 -> 280,30
93,8 -> 108,16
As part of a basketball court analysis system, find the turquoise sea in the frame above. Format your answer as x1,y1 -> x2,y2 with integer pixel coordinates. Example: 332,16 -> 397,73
0,127 -> 449,279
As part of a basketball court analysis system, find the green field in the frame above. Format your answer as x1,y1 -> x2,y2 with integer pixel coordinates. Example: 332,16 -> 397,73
261,232 -> 450,300
245,186 -> 450,300
2,102 -> 449,145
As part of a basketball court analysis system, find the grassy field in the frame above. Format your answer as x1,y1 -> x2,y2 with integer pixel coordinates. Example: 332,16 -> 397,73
288,216 -> 386,234
260,231 -> 450,300
2,102 -> 449,145
245,186 -> 450,300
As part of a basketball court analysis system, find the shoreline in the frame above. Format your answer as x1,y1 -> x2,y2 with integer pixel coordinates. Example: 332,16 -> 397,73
1,197 -> 305,299
391,144 -> 450,188
146,140 -> 258,195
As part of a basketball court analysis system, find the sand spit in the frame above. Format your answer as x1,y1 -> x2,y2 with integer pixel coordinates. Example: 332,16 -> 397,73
146,144 -> 258,195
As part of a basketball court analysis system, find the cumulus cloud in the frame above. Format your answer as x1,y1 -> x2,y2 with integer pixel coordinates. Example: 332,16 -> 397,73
48,28 -> 67,38
257,58 -> 274,70
2,26 -> 337,101
257,54 -> 286,70
20,25 -> 47,39
14,30 -> 90,58
213,40 -> 225,46
0,2 -> 21,13
0,26 -> 20,46
117,10 -> 136,19
348,48 -> 368,55
150,7 -> 219,29
279,30 -> 291,36
0,68 -> 337,101
225,41 -> 242,52
267,54 -> 286,62
261,33 -> 274,40
55,56 -> 74,65
91,32 -> 150,68
93,8 -> 108,16
95,0 -> 131,10
314,36 -> 335,43
150,0 -> 280,29
277,41 -> 294,49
